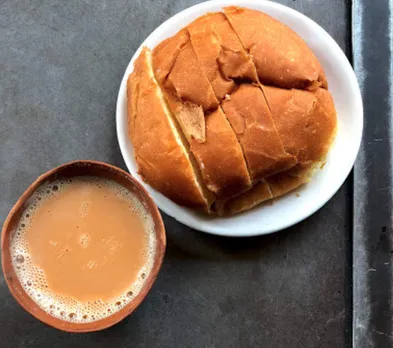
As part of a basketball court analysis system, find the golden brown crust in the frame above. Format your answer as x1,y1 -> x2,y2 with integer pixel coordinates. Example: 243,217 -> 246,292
127,58 -> 139,142
152,31 -> 219,142
188,23 -> 235,100
311,88 -> 337,158
166,40 -> 219,111
224,6 -> 326,90
208,13 -> 259,82
152,29 -> 189,86
127,47 -> 214,211
187,12 -> 258,100
152,30 -> 251,199
266,163 -> 316,198
215,180 -> 272,215
217,162 -> 316,215
221,84 -> 297,182
190,107 -> 251,198
264,86 -> 337,164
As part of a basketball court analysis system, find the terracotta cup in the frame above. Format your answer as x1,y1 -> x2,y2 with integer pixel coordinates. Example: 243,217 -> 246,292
1,160 -> 166,332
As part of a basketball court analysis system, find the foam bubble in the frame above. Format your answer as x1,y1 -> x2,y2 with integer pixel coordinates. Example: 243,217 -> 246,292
10,177 -> 156,323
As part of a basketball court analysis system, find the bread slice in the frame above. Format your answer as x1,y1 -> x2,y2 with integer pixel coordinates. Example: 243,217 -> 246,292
152,30 -> 218,113
264,86 -> 337,164
152,31 -> 218,142
187,12 -> 258,100
218,85 -> 337,215
216,162 -> 317,215
166,39 -> 219,112
190,106 -> 251,198
127,47 -> 214,211
224,6 -> 327,90
215,180 -> 272,215
152,33 -> 251,198
266,162 -> 317,198
151,29 -> 189,87
221,84 -> 297,182
207,13 -> 259,82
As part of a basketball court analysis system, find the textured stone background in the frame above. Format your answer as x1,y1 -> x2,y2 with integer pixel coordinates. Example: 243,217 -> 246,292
1,1 -> 351,347
353,0 -> 393,347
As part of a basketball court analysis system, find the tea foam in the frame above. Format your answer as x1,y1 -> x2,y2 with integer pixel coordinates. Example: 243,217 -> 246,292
10,177 -> 156,323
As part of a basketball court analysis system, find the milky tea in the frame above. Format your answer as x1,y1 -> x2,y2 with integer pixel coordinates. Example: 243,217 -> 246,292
10,177 -> 156,323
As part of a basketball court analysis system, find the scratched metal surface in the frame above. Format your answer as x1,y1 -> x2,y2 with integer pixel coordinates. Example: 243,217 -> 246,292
0,1 -> 351,347
353,0 -> 393,347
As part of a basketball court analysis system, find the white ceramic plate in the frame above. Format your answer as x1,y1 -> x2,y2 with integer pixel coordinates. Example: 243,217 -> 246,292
116,0 -> 363,237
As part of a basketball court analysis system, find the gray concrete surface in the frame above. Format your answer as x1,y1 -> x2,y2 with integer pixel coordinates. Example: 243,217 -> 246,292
0,1 -> 351,347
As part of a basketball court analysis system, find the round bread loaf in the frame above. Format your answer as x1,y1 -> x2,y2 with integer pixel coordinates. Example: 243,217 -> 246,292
127,7 -> 337,215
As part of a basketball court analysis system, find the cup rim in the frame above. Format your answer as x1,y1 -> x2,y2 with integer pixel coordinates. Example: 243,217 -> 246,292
1,160 -> 166,332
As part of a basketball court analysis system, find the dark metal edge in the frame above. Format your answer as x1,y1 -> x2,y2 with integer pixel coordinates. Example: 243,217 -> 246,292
352,0 -> 393,347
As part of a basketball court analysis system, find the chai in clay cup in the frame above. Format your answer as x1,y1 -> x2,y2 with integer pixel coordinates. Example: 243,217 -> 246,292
1,160 -> 166,332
